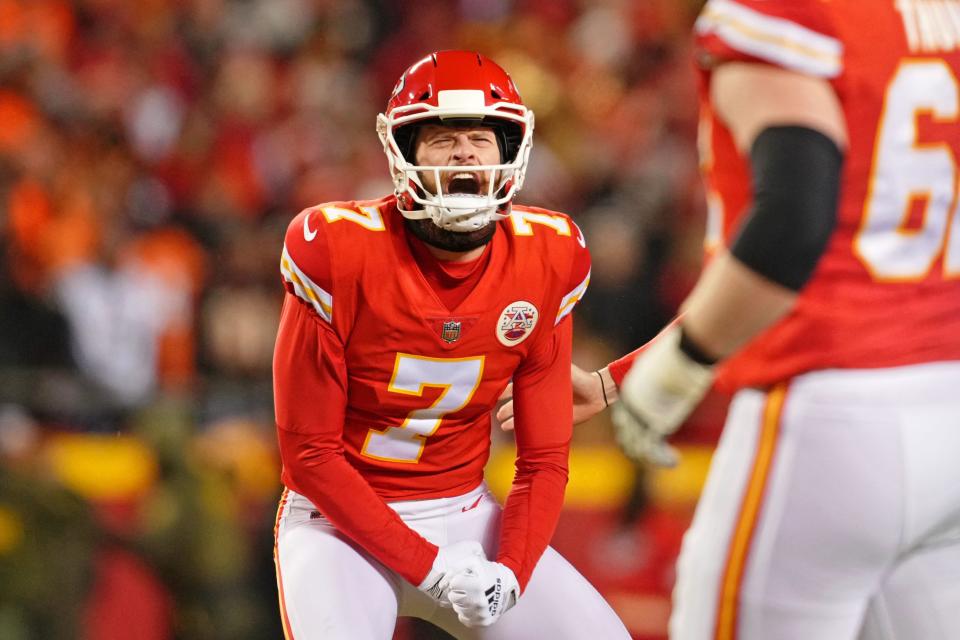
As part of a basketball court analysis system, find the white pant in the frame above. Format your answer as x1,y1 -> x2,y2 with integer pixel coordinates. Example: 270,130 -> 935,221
671,361 -> 960,640
275,483 -> 631,639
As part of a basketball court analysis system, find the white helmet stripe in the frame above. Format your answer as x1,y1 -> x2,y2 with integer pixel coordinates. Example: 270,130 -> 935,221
437,90 -> 486,111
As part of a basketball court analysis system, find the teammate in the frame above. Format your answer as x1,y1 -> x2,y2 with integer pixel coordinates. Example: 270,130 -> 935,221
271,51 -> 630,639
498,1 -> 960,637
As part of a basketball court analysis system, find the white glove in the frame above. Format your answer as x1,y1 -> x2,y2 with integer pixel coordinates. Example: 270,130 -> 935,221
612,325 -> 714,467
448,559 -> 520,628
417,541 -> 486,606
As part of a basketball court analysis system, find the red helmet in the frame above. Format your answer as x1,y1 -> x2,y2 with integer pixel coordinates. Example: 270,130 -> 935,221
376,51 -> 535,232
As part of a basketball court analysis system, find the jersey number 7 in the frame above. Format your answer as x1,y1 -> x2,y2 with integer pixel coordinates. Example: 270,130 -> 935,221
361,354 -> 485,464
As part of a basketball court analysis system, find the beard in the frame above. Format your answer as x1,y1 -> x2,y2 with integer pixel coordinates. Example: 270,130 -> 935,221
404,217 -> 497,253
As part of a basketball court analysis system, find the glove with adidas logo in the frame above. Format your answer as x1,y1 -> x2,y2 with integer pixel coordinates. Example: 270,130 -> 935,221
448,558 -> 520,627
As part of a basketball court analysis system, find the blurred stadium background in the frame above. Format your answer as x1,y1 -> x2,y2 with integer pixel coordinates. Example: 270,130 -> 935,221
0,0 -> 730,638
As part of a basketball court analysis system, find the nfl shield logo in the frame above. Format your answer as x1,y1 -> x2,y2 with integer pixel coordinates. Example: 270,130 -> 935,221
441,320 -> 462,343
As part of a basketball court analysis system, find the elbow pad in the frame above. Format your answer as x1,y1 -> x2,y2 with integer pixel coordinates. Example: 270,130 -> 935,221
730,126 -> 843,290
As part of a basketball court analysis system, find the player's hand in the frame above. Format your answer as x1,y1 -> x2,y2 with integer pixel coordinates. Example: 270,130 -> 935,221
496,364 -> 609,431
612,324 -> 714,467
448,559 -> 520,627
417,541 -> 486,607
495,383 -> 515,431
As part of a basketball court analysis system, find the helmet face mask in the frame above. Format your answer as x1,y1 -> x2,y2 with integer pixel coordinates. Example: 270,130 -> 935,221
377,51 -> 535,233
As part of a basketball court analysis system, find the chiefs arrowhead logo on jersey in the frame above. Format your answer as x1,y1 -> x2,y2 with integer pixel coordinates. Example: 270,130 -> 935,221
496,301 -> 538,347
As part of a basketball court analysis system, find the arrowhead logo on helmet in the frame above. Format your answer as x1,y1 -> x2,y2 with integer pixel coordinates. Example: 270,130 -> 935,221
376,51 -> 535,233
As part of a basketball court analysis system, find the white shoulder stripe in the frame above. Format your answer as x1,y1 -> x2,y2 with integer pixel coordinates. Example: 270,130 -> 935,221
556,269 -> 590,325
695,0 -> 843,78
280,245 -> 333,324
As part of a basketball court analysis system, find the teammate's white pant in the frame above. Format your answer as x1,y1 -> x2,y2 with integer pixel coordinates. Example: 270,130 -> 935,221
274,482 -> 631,639
670,361 -> 960,640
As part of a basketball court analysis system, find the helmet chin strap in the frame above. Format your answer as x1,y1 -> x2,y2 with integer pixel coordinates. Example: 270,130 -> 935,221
425,194 -> 502,232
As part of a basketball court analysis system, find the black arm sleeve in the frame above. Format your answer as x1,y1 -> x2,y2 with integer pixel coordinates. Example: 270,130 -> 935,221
729,125 -> 844,290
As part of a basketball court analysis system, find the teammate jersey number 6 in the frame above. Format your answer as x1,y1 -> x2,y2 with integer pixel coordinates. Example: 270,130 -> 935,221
856,59 -> 960,281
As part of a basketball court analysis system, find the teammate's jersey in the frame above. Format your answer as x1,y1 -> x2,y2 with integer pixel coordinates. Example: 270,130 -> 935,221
695,0 -> 960,390
272,194 -> 590,587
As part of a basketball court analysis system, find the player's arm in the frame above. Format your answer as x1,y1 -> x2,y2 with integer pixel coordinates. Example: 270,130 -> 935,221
274,298 -> 441,580
275,218 -> 481,597
496,315 -> 574,587
448,217 -> 586,628
449,315 -> 576,628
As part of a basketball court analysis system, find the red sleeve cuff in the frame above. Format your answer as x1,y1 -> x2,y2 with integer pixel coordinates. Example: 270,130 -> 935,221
608,316 -> 685,387
608,349 -> 640,387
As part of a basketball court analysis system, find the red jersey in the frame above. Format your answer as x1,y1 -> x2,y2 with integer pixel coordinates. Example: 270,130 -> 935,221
273,195 -> 590,588
695,0 -> 960,390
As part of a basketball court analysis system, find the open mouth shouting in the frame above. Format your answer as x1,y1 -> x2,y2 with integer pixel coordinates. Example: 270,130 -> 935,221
445,171 -> 483,195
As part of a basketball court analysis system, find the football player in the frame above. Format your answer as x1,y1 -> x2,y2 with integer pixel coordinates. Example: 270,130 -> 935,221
271,51 -> 630,639
499,1 -> 960,638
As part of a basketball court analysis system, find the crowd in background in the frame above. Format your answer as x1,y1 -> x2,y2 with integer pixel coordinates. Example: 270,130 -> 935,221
0,0 -> 715,638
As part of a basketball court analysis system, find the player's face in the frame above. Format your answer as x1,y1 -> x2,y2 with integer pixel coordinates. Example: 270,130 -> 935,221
414,124 -> 501,196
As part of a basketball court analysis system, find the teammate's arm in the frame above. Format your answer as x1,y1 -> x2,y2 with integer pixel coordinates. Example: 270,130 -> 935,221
621,62 -> 846,368
679,62 -> 846,357
500,65 -> 848,435
496,363 -> 609,432
583,64 -> 848,463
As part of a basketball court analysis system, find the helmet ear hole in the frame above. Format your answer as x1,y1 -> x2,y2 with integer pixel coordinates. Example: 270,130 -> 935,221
498,122 -> 523,163
394,125 -> 419,163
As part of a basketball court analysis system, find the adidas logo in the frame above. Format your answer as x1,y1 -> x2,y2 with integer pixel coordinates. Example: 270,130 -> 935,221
425,578 -> 444,600
485,578 -> 503,615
